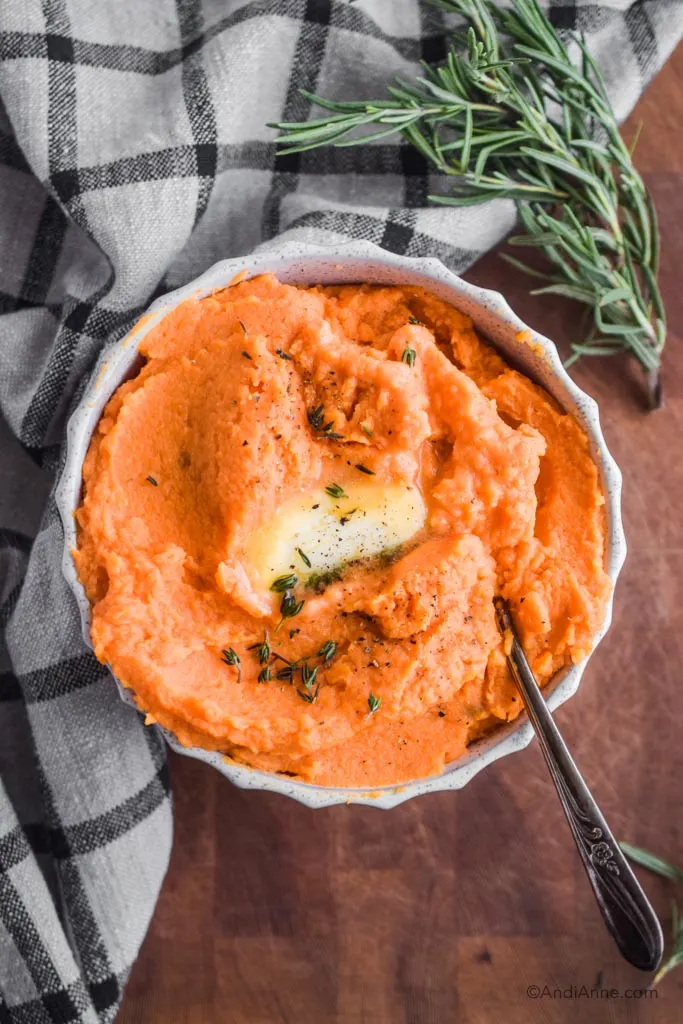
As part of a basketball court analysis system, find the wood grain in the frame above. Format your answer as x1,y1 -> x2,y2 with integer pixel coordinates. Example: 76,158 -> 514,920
118,44 -> 683,1024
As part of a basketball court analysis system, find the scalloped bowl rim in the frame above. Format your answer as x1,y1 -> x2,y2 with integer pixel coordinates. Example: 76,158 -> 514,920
55,239 -> 626,809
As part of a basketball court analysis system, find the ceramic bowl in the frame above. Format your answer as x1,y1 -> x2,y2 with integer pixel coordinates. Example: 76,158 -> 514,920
55,239 -> 626,809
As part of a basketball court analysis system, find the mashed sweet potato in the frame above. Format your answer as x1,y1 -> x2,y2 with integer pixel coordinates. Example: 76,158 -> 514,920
75,274 -> 611,787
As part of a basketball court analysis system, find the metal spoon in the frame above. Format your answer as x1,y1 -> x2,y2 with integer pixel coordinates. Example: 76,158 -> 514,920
493,597 -> 663,973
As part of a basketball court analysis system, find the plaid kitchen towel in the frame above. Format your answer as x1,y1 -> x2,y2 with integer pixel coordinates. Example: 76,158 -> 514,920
1,0 -> 681,1019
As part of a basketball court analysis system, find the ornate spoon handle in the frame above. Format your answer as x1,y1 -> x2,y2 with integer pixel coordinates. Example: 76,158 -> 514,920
494,598 -> 663,973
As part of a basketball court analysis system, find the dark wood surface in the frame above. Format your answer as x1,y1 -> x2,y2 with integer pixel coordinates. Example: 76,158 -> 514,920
118,45 -> 683,1024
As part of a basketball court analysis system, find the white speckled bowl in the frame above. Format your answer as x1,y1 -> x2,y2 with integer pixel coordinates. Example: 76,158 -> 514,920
55,240 -> 625,809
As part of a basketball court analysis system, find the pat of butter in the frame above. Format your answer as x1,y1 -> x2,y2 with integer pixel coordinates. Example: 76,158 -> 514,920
247,483 -> 426,589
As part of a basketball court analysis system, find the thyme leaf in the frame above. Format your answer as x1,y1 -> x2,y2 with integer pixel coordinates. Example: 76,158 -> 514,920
271,573 -> 298,593
325,483 -> 347,499
296,547 -> 312,568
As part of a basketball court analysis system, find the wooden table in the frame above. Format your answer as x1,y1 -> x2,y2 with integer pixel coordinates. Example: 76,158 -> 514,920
119,44 -> 683,1024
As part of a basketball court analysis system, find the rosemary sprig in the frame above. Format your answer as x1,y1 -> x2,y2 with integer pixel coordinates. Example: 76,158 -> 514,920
621,842 -> 683,884
271,0 -> 665,407
621,842 -> 683,984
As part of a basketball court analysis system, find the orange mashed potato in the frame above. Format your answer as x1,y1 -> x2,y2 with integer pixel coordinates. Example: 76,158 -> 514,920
75,275 -> 610,787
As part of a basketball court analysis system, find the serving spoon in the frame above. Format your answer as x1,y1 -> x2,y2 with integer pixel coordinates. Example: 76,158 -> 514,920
493,597 -> 663,973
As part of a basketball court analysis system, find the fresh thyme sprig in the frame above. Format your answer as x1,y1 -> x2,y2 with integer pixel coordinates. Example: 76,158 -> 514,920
271,0 -> 665,407
318,640 -> 337,664
298,663 -> 320,704
221,647 -> 241,682
307,403 -> 344,439
248,630 -> 272,663
275,590 -> 305,632
367,693 -> 382,715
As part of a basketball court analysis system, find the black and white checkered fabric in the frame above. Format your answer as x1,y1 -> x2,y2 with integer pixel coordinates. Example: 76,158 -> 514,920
1,1 -> 681,1019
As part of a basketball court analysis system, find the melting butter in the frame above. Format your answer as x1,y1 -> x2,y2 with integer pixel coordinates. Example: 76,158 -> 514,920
247,483 -> 426,589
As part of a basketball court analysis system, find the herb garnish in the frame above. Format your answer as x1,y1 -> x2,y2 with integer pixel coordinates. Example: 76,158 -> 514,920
378,545 -> 402,567
298,663 -> 320,704
276,348 -> 293,360
221,647 -> 241,682
275,590 -> 305,632
307,404 -> 325,430
241,350 -> 252,360
325,483 -> 347,499
271,573 -> 298,593
258,666 -> 272,683
307,568 -> 343,593
401,348 -> 417,367
271,0 -> 666,407
361,424 -> 374,438
318,640 -> 337,664
145,475 -> 158,486
296,547 -> 312,568
307,403 -> 344,439
355,463 -> 375,475
408,316 -> 424,326
238,320 -> 247,337
248,631 -> 271,664
367,693 -> 381,715
621,842 -> 683,984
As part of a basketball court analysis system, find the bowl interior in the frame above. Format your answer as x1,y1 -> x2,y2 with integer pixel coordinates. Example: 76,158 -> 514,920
57,243 -> 624,809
